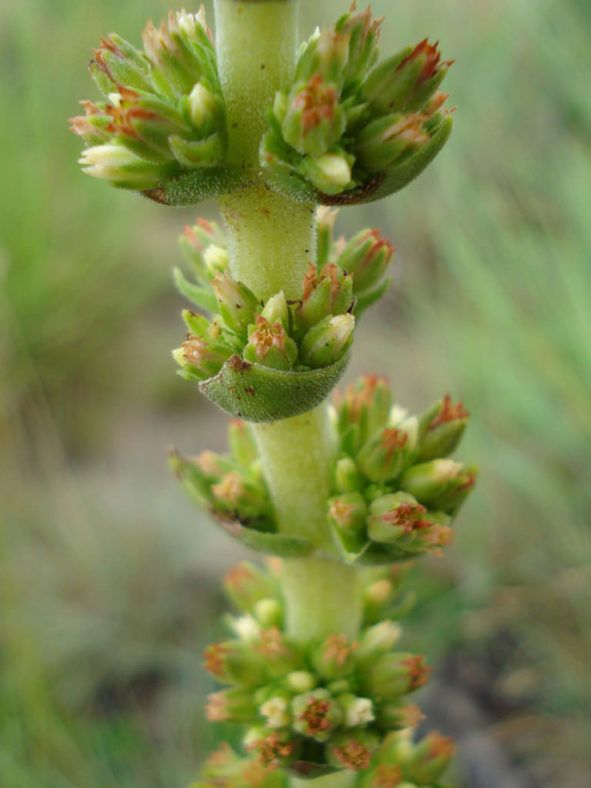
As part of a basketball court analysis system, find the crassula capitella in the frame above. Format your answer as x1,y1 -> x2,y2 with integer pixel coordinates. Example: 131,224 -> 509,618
72,2 -> 473,786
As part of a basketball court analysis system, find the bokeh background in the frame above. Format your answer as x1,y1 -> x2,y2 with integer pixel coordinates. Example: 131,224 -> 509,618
1,0 -> 590,785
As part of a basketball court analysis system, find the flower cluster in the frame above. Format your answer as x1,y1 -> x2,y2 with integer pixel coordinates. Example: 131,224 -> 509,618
262,5 -> 454,203
70,8 -> 227,192
170,419 -> 305,557
193,732 -> 456,788
201,561 -> 438,778
328,376 -> 476,564
171,213 -> 395,420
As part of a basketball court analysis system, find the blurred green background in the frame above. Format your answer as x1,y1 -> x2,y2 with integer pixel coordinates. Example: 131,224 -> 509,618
1,0 -> 590,785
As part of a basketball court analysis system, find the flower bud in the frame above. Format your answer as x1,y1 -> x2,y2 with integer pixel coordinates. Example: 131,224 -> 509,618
228,614 -> 261,642
337,228 -> 396,294
327,492 -> 368,554
282,75 -> 346,157
259,695 -> 291,729
141,10 -> 212,97
286,671 -> 317,694
187,81 -> 224,134
428,465 -> 477,514
355,112 -> 431,172
404,731 -> 456,784
203,641 -> 269,688
357,420 -> 417,484
328,730 -> 380,771
295,25 -> 349,87
316,206 -> 339,267
77,143 -> 174,189
417,395 -> 469,461
174,334 -> 233,381
211,471 -> 270,522
90,35 -> 153,96
400,459 -> 474,512
292,689 -> 342,742
256,628 -> 303,676
260,291 -> 290,328
223,563 -> 278,614
333,456 -> 365,493
367,492 -> 434,546
335,375 -> 392,454
336,6 -> 382,86
311,634 -> 358,680
299,313 -> 355,369
375,702 -> 425,733
243,316 -> 298,371
365,653 -> 431,700
298,151 -> 354,195
357,621 -> 402,664
297,262 -> 354,331
182,309 -> 210,338
245,729 -> 296,771
253,598 -> 283,630
211,273 -> 260,336
206,688 -> 257,724
339,694 -> 375,728
362,39 -> 452,115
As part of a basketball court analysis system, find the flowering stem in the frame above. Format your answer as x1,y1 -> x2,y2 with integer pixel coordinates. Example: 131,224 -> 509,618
214,0 -> 362,720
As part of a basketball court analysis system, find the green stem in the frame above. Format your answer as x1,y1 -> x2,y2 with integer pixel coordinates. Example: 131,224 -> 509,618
214,6 -> 362,782
215,0 -> 315,300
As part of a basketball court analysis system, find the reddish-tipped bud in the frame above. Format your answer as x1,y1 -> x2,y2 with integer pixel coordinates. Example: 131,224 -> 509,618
282,74 -> 346,157
211,273 -> 260,336
367,492 -> 434,545
337,228 -> 396,295
376,701 -> 425,732
245,729 -> 296,771
243,316 -> 298,371
365,652 -> 431,700
173,334 -> 233,381
206,688 -> 257,724
292,689 -> 343,742
357,419 -> 418,484
362,39 -> 452,115
404,731 -> 456,784
211,471 -> 270,521
328,492 -> 368,554
335,374 -> 393,454
418,394 -> 469,460
297,262 -> 354,330
328,730 -> 380,771
223,563 -> 277,614
202,641 -> 268,688
311,634 -> 358,680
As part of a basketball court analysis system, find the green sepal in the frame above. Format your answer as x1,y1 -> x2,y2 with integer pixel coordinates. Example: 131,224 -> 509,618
212,517 -> 314,558
141,165 -> 243,206
173,267 -> 217,313
198,352 -> 351,422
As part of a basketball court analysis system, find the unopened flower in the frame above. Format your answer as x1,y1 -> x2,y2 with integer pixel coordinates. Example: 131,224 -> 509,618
418,394 -> 469,461
243,316 -> 298,371
299,313 -> 355,368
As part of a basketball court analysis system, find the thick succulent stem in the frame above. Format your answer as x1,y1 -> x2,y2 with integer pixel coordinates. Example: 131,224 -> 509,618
214,0 -> 363,766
